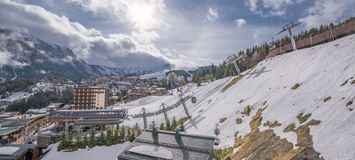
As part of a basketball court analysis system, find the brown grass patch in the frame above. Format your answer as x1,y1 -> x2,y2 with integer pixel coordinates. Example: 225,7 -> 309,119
263,120 -> 282,128
346,100 -> 353,106
213,147 -> 233,160
283,123 -> 296,133
243,105 -> 251,116
323,96 -> 331,102
217,110 -> 322,160
232,129 -> 294,160
236,118 -> 243,124
351,79 -> 355,84
295,125 -> 313,148
216,109 -> 322,160
306,119 -> 321,126
291,83 -> 300,90
249,107 -> 266,132
272,147 -> 305,160
178,117 -> 189,125
222,76 -> 243,92
297,113 -> 312,124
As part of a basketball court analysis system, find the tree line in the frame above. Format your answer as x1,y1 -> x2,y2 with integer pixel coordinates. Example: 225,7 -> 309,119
57,125 -> 141,152
6,88 -> 73,113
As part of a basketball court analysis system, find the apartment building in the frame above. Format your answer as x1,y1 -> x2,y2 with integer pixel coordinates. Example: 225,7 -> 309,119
73,86 -> 108,110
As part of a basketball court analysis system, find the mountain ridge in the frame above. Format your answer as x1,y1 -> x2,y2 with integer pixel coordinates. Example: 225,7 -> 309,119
0,28 -> 170,81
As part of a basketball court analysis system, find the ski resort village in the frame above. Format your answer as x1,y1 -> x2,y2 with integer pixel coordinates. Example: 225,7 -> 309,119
0,0 -> 355,160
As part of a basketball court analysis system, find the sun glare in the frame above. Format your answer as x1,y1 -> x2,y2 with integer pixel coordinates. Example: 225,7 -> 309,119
128,2 -> 155,30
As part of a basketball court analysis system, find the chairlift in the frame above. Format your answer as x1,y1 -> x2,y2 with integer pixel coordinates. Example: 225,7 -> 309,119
191,96 -> 197,103
191,92 -> 197,103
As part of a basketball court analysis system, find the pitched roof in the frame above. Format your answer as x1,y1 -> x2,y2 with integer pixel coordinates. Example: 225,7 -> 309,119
118,129 -> 215,160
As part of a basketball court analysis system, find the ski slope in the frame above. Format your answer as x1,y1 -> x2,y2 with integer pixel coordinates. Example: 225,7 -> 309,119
123,34 -> 355,159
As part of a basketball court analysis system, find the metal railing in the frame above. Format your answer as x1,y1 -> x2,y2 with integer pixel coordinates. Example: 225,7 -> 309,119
267,20 -> 355,58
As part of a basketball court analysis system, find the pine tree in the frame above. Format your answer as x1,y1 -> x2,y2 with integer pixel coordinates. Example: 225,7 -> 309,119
74,134 -> 81,151
166,119 -> 171,131
58,132 -> 67,151
67,133 -> 73,151
89,129 -> 96,148
129,131 -> 136,142
172,117 -> 177,130
119,126 -> 125,143
97,132 -> 105,146
136,128 -> 142,137
113,128 -> 119,144
159,123 -> 165,130
152,121 -> 156,129
82,135 -> 88,149
180,123 -> 185,131
126,128 -> 131,142
105,129 -> 113,146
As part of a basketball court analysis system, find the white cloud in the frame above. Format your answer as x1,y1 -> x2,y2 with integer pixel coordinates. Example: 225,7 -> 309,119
246,0 -> 258,12
65,0 -> 168,31
206,7 -> 218,22
235,19 -> 247,28
0,31 -> 29,68
245,0 -> 303,16
0,0 -> 170,69
299,0 -> 355,28
0,50 -> 12,67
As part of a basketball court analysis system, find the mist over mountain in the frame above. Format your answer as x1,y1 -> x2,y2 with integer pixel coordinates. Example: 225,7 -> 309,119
0,29 -> 170,82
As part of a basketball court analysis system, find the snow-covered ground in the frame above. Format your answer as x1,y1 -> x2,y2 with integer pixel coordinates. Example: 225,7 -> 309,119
2,91 -> 32,102
139,69 -> 171,80
42,142 -> 130,160
122,34 -> 355,159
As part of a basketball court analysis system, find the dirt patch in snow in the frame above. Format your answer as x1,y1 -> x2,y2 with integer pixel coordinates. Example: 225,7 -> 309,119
291,83 -> 300,90
232,129 -> 294,160
238,99 -> 244,104
214,109 -> 322,160
219,117 -> 227,123
243,105 -> 251,116
249,107 -> 266,132
236,118 -> 243,124
341,77 -> 354,86
297,113 -> 312,124
222,76 -> 243,92
323,96 -> 332,102
263,120 -> 282,128
283,123 -> 296,133
341,79 -> 349,86
306,119 -> 321,126
346,100 -> 353,106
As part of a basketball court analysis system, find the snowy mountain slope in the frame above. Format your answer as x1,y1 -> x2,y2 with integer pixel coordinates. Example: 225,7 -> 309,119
0,29 -> 170,81
123,34 -> 355,159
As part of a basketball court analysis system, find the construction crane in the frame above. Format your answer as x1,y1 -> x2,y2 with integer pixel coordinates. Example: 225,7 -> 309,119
278,22 -> 301,51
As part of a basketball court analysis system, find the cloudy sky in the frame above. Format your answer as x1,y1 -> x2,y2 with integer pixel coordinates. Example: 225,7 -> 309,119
0,0 -> 354,69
